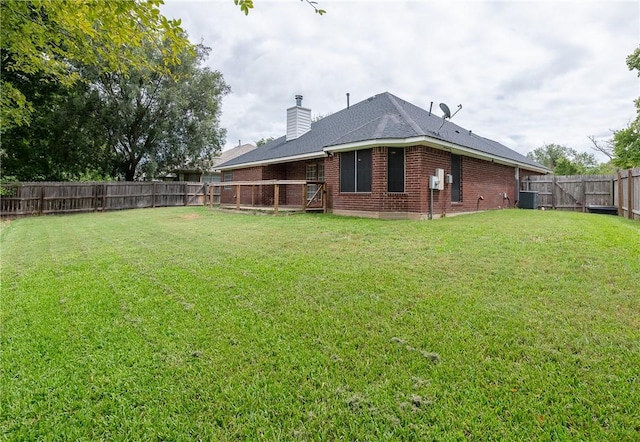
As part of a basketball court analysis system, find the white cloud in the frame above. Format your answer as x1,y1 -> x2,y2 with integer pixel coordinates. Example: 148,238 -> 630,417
161,0 -> 639,162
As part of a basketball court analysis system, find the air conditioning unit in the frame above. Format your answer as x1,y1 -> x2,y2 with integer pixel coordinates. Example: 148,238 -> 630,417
519,191 -> 538,209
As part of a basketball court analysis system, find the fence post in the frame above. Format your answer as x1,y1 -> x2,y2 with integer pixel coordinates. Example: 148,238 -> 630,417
274,184 -> 279,214
617,170 -> 623,216
322,183 -> 327,213
39,185 -> 44,216
93,183 -> 98,212
628,169 -> 633,220
184,182 -> 188,206
236,184 -> 241,210
153,182 -> 157,208
609,177 -> 614,207
302,183 -> 307,209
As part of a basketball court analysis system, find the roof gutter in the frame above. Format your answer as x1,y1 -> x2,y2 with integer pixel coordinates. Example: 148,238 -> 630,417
215,151 -> 326,171
323,136 -> 551,174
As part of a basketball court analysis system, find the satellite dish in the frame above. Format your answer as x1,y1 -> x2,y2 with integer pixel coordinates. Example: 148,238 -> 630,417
439,103 -> 451,119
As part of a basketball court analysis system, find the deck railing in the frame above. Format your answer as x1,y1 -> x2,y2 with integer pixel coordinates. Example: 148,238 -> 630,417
209,180 -> 326,213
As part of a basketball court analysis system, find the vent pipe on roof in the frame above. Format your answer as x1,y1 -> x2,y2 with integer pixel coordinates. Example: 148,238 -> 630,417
429,101 -> 433,116
286,95 -> 311,141
347,93 -> 350,109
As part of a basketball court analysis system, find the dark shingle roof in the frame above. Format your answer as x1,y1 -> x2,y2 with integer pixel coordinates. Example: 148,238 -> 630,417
218,92 -> 547,171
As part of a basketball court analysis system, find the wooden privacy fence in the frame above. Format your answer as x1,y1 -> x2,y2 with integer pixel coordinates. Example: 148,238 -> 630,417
0,181 -> 208,217
521,168 -> 639,220
615,168 -> 640,220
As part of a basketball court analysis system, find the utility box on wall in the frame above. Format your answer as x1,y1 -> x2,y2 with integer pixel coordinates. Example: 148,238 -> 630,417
435,168 -> 445,190
429,176 -> 440,190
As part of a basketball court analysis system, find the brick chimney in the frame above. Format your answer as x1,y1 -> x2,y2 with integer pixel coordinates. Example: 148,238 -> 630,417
286,95 -> 311,141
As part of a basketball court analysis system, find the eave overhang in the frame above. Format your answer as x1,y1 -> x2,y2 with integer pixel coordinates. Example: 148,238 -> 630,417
323,136 -> 551,174
215,151 -> 326,171
216,136 -> 550,175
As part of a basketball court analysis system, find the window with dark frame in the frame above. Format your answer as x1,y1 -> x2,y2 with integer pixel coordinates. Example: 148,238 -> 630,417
340,149 -> 372,193
387,147 -> 405,193
451,154 -> 461,202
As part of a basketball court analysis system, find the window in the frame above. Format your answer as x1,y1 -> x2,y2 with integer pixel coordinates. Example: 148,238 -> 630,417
223,171 -> 233,190
387,147 -> 405,193
451,154 -> 461,202
306,162 -> 325,200
340,149 -> 372,192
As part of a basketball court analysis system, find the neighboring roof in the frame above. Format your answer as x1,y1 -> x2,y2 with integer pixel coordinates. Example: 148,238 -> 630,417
213,143 -> 257,168
171,143 -> 257,175
218,92 -> 549,172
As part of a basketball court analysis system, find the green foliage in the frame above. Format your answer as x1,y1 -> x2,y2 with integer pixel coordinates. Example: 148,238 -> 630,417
1,40 -> 229,182
609,45 -> 640,169
589,161 -> 617,175
527,143 -> 601,175
612,122 -> 640,168
627,46 -> 640,73
1,72 -> 117,181
234,0 -> 254,15
0,0 -> 190,130
95,42 -> 230,180
1,209 -> 639,439
255,137 -> 274,146
234,0 -> 326,15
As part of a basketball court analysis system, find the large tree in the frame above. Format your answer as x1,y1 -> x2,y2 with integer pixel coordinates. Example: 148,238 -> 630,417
611,124 -> 640,169
527,144 -> 601,175
0,72 -> 115,181
94,42 -> 230,180
610,46 -> 640,168
1,0 -> 189,130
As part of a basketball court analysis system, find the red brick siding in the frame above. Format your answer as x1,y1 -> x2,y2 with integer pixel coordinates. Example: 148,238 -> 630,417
324,155 -> 339,210
220,166 -> 263,205
326,145 -> 523,216
453,157 -> 516,213
223,147 -> 535,216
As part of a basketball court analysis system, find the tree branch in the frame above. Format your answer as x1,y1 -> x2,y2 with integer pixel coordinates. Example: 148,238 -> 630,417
588,135 -> 613,160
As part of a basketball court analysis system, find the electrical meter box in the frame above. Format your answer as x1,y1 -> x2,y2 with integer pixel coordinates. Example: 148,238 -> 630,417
435,168 -> 445,190
446,174 -> 453,184
429,175 -> 440,190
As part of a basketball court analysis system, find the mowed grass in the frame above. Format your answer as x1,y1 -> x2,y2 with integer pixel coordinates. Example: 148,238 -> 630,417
1,207 -> 639,440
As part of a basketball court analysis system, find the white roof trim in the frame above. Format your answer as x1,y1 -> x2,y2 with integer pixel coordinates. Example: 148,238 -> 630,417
323,137 -> 550,174
216,151 -> 326,171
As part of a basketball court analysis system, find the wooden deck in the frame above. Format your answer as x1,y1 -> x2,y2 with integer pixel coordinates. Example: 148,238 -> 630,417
209,180 -> 326,214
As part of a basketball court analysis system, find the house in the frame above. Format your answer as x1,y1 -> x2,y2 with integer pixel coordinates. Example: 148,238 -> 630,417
216,92 -> 549,219
168,143 -> 258,182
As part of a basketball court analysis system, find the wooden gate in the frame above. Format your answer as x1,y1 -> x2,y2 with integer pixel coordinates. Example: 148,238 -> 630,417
521,175 -> 615,211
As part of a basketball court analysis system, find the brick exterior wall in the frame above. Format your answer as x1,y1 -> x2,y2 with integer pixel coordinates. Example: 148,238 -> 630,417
222,146 -> 544,217
220,160 -> 321,207
327,146 -> 540,218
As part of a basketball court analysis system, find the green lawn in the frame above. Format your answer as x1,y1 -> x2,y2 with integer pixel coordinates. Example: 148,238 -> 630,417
1,208 -> 639,440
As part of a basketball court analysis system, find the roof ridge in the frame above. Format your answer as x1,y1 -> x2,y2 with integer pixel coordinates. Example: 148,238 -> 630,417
386,93 -> 423,135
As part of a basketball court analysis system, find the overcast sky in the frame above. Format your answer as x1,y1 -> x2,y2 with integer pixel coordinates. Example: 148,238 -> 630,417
160,0 -> 639,162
